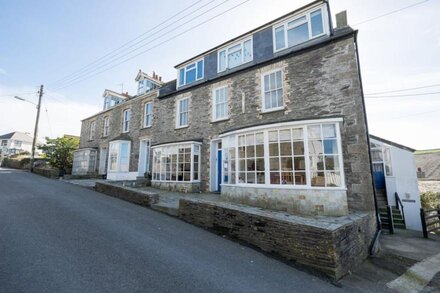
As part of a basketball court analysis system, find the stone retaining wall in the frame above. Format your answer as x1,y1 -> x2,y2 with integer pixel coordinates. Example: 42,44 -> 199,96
178,198 -> 375,280
95,182 -> 159,207
33,167 -> 60,179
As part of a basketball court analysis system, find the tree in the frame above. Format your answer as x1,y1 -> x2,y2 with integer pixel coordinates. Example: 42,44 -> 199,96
38,136 -> 80,174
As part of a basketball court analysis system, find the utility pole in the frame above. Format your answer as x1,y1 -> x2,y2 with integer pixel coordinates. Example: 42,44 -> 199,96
30,85 -> 43,172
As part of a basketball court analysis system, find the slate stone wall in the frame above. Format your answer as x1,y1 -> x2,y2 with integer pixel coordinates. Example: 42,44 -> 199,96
95,182 -> 159,207
178,198 -> 375,280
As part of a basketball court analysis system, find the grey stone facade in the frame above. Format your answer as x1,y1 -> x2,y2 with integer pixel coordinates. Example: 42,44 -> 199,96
79,32 -> 374,216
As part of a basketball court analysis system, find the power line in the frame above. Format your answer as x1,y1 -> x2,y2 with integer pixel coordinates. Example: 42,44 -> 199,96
365,83 -> 440,95
51,0 -> 250,91
48,0 -> 215,88
50,0 -> 232,90
352,0 -> 430,26
365,91 -> 440,98
0,91 -> 38,97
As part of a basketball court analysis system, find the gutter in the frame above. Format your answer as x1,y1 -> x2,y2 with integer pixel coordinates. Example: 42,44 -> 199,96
353,31 -> 381,255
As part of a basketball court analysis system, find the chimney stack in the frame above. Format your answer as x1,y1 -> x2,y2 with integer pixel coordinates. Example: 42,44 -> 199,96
335,11 -> 347,28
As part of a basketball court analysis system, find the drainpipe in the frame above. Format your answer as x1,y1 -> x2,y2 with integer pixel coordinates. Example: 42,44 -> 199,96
324,0 -> 334,36
353,32 -> 382,255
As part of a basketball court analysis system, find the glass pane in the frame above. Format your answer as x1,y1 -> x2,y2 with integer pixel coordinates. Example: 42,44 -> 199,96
243,40 -> 252,62
270,172 -> 280,184
269,143 -> 279,156
179,68 -> 185,86
322,124 -> 336,138
288,22 -> 309,47
279,129 -> 291,141
238,135 -> 245,146
311,9 -> 324,36
280,157 -> 293,171
275,26 -> 285,50
269,73 -> 275,90
295,172 -> 307,185
247,172 -> 255,184
256,172 -> 265,184
264,92 -> 271,109
311,171 -> 325,187
219,50 -> 226,71
275,71 -> 282,88
183,172 -> 190,181
246,134 -> 255,146
326,171 -> 341,187
228,49 -> 242,68
288,16 -> 307,27
294,156 -> 306,170
197,60 -> 203,79
239,159 -> 245,171
246,145 -> 255,157
280,142 -> 292,156
238,146 -> 245,159
238,172 -> 246,183
308,140 -> 323,155
325,155 -> 339,171
264,75 -> 270,92
308,125 -> 321,139
281,172 -> 294,184
255,145 -> 264,157
270,158 -> 279,171
269,131 -> 278,142
310,155 -> 324,171
292,141 -> 304,155
247,159 -> 255,171
256,158 -> 264,171
186,68 -> 196,84
323,139 -> 338,154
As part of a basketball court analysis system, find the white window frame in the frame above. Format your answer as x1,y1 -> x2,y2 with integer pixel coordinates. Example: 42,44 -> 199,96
108,140 -> 131,172
103,116 -> 110,137
383,147 -> 393,177
176,97 -> 190,129
151,141 -> 202,183
217,37 -> 253,73
261,69 -> 284,112
177,58 -> 204,88
212,86 -> 229,122
89,121 -> 96,140
272,5 -> 328,53
219,118 -> 346,190
122,109 -> 131,133
144,102 -> 153,128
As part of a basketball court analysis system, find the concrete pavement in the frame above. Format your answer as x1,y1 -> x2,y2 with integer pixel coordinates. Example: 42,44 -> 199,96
0,168 -> 343,293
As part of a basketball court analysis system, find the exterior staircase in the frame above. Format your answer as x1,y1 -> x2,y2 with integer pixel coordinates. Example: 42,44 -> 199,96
379,206 -> 406,231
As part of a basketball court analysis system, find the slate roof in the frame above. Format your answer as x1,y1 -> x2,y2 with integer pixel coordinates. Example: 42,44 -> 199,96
0,131 -> 33,143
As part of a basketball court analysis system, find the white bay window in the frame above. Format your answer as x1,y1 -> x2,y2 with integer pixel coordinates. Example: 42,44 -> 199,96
221,120 -> 344,188
152,142 -> 201,182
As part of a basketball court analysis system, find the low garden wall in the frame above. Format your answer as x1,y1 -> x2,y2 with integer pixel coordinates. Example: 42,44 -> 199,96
33,167 -> 60,179
95,182 -> 159,207
179,198 -> 375,280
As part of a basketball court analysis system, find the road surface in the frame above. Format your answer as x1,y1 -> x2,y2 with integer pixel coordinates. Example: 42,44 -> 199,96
0,168 -> 342,292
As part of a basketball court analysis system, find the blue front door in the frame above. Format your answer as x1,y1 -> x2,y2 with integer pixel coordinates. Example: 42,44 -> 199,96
217,150 -> 222,192
373,163 -> 386,189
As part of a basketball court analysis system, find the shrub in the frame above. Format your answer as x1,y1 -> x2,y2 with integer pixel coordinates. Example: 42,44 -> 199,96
421,192 -> 440,210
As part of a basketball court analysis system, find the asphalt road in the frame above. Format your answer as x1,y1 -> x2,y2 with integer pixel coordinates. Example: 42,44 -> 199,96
0,168 -> 343,293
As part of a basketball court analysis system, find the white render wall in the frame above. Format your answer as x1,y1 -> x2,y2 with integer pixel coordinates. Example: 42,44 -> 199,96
106,171 -> 138,181
384,145 -> 422,231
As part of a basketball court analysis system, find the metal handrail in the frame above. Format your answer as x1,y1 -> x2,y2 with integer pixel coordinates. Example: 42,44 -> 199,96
395,192 -> 405,223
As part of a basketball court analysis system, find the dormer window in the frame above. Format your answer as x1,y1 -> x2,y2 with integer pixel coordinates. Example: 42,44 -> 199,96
273,6 -> 327,52
218,38 -> 253,72
178,59 -> 204,87
136,71 -> 163,95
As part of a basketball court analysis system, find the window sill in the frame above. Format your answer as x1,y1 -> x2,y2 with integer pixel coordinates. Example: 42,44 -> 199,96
175,125 -> 189,130
260,106 -> 286,114
122,131 -> 130,134
210,117 -> 230,124
221,183 -> 347,191
141,125 -> 152,130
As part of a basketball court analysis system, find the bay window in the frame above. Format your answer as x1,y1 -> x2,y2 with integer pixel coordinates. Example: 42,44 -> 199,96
273,6 -> 326,52
178,59 -> 204,87
108,141 -> 131,172
152,142 -> 201,182
221,120 -> 344,188
218,38 -> 253,72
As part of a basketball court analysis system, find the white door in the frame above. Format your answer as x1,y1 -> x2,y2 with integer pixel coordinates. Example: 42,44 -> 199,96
138,139 -> 151,176
98,147 -> 108,175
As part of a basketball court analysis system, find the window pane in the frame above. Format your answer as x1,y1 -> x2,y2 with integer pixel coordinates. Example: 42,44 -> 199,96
219,51 -> 226,71
294,156 -> 306,170
243,40 -> 252,62
280,157 -> 293,171
322,124 -> 336,138
310,155 -> 324,171
275,26 -> 285,50
326,171 -> 341,187
269,143 -> 279,156
293,141 -> 304,155
270,172 -> 280,184
309,140 -> 323,155
311,171 -> 325,187
246,172 -> 255,184
256,144 -> 264,157
197,60 -> 203,79
186,68 -> 196,84
179,68 -> 185,86
247,159 -> 255,171
295,172 -> 306,185
280,142 -> 292,156
228,49 -> 242,68
281,172 -> 294,184
264,75 -> 270,92
270,158 -> 279,171
308,125 -> 321,139
311,9 -> 324,36
287,22 -> 309,47
325,155 -> 339,171
323,139 -> 338,154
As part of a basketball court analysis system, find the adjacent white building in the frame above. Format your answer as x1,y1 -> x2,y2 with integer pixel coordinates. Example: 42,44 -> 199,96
0,132 -> 33,156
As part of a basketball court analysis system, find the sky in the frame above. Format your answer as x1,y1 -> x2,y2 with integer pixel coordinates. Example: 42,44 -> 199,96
0,0 -> 439,150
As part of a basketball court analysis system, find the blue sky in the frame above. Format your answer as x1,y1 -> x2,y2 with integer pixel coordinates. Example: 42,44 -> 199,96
0,0 -> 439,149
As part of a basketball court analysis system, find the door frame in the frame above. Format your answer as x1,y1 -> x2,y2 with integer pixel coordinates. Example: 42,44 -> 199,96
138,138 -> 151,177
98,147 -> 108,175
210,139 -> 222,192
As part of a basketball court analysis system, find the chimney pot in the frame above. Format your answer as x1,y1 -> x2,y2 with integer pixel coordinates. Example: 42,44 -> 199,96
336,11 -> 348,28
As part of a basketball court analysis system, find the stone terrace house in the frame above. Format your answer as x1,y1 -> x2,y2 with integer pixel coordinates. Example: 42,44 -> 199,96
74,0 -> 375,222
